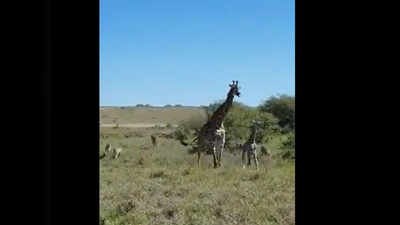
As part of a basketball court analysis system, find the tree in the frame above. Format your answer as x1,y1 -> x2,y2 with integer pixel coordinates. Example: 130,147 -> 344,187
259,95 -> 295,131
280,132 -> 295,159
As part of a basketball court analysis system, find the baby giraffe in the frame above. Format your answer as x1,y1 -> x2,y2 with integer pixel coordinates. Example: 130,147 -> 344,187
242,121 -> 262,169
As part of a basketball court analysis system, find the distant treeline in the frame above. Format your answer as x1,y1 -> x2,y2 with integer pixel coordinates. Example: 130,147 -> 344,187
101,104 -> 198,109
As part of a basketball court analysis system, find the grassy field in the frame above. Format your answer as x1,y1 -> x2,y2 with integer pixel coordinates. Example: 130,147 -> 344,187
100,107 -> 295,225
100,107 -> 205,125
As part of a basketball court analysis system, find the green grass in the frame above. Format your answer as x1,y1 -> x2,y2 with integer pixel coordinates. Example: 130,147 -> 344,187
100,126 -> 295,225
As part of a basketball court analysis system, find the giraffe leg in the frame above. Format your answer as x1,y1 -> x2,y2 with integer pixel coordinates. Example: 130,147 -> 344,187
218,148 -> 223,167
215,145 -> 220,167
247,151 -> 251,166
212,146 -> 218,168
254,152 -> 258,170
242,149 -> 246,168
197,151 -> 201,168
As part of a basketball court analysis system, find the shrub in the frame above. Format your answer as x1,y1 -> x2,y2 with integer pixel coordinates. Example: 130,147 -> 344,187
259,95 -> 295,131
208,101 -> 279,153
279,132 -> 295,159
173,111 -> 207,144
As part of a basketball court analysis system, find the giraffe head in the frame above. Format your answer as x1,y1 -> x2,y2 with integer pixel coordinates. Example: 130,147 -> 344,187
228,80 -> 241,97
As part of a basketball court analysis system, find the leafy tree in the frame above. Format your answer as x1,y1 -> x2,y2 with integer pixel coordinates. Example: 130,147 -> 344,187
176,99 -> 283,154
206,100 -> 279,152
259,95 -> 295,131
280,132 -> 295,159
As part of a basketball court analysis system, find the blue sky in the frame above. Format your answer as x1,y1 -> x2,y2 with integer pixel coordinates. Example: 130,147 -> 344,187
100,0 -> 294,107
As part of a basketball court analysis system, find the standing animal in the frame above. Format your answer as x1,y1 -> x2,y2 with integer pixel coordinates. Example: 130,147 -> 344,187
112,148 -> 122,159
150,135 -> 158,150
242,121 -> 262,169
180,80 -> 240,168
99,153 -> 106,160
104,143 -> 112,155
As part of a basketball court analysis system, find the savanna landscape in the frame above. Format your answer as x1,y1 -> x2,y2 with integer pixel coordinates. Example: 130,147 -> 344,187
100,95 -> 295,225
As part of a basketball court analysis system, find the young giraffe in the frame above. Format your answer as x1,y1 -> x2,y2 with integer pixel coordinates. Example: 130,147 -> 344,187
181,81 -> 240,168
242,121 -> 262,169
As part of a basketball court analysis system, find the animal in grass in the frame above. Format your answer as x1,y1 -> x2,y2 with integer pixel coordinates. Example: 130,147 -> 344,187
150,135 -> 158,150
242,120 -> 262,169
99,152 -> 106,160
104,143 -> 112,155
112,148 -> 122,159
180,80 -> 240,168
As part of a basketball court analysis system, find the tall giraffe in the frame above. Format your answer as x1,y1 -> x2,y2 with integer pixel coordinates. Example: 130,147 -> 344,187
242,121 -> 262,169
180,81 -> 240,168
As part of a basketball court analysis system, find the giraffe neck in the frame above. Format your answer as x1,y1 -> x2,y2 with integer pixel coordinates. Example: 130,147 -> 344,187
248,126 -> 258,144
209,92 -> 235,128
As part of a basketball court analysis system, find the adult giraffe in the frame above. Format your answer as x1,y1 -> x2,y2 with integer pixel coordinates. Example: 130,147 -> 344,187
180,80 -> 240,168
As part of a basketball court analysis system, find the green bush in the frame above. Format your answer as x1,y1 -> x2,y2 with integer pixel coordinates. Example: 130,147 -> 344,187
173,111 -> 208,142
175,97 -> 294,156
259,95 -> 295,131
206,100 -> 280,153
280,132 -> 295,159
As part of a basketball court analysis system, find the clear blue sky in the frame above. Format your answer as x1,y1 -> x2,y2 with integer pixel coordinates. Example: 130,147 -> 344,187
100,0 -> 294,107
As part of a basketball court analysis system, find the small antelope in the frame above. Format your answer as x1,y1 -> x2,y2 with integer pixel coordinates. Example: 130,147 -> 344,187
104,143 -> 112,155
112,148 -> 122,159
150,135 -> 158,150
99,153 -> 106,160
